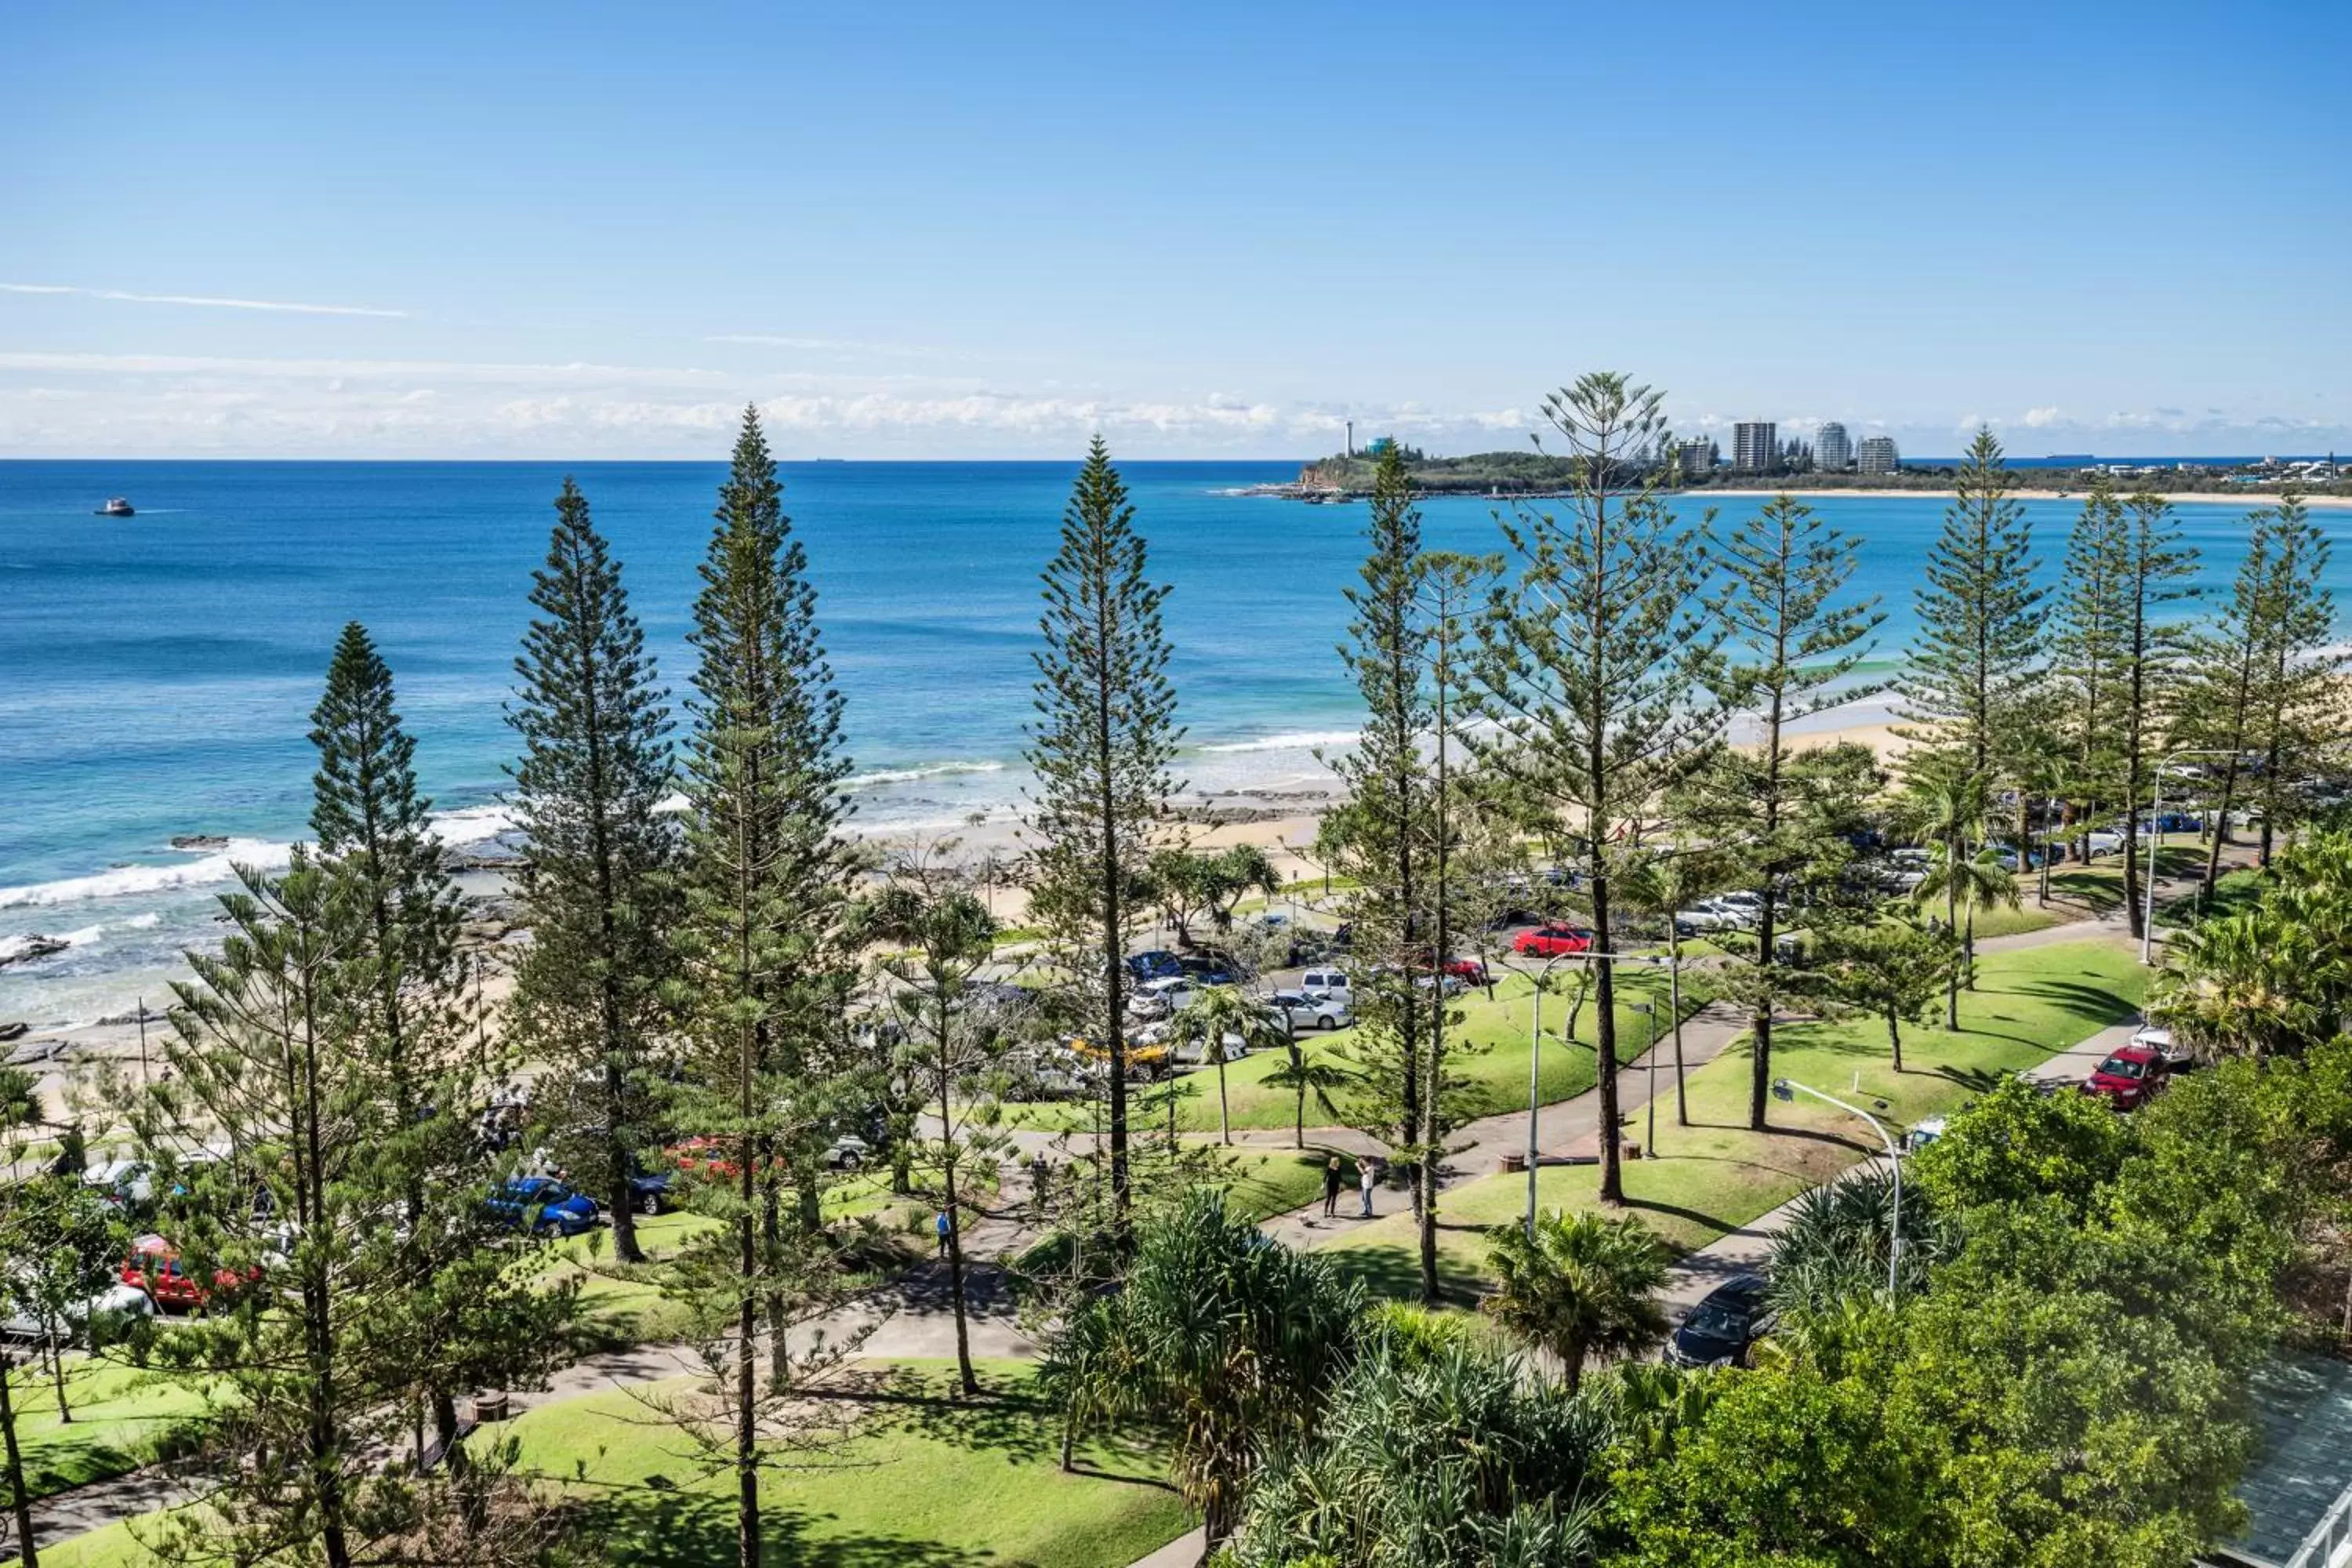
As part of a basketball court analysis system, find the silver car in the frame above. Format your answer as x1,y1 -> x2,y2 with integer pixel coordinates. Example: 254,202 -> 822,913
1271,989 -> 1353,1031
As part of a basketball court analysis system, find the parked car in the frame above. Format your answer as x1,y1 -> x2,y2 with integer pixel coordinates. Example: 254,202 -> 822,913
2154,811 -> 2202,834
1674,901 -> 1751,935
1270,989 -> 1353,1031
1902,1115 -> 1948,1153
1131,975 -> 1200,1019
121,1236 -> 260,1313
1665,1273 -> 1776,1368
1178,953 -> 1243,985
1167,1031 -> 1245,1068
2080,828 -> 2126,858
2081,1044 -> 2170,1111
1513,924 -> 1595,958
1298,969 -> 1353,1005
1126,949 -> 1182,982
822,1134 -> 873,1171
487,1176 -> 601,1237
2,1282 -> 154,1345
1443,956 -> 1491,987
2129,1023 -> 2194,1071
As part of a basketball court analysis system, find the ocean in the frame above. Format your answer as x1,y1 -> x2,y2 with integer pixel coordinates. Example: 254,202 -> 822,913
2,459 -> 2344,1029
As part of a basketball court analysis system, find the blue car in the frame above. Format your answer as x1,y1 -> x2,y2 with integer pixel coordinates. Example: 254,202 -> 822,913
1126,950 -> 1182,982
488,1177 -> 601,1236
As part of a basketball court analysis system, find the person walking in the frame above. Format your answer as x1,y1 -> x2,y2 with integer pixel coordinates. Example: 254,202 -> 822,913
935,1209 -> 953,1259
1358,1158 -> 1377,1218
1321,1156 -> 1343,1218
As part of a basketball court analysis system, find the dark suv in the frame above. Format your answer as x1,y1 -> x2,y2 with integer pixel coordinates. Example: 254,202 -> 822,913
1666,1273 -> 1775,1369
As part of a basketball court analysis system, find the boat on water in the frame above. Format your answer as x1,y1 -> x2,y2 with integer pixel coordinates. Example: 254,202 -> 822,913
95,497 -> 135,517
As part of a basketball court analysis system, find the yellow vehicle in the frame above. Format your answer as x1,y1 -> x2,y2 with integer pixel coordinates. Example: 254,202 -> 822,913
1066,1034 -> 1171,1081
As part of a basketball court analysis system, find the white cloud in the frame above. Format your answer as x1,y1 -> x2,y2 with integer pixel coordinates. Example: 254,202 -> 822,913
0,281 -> 406,318
2021,405 -> 2064,427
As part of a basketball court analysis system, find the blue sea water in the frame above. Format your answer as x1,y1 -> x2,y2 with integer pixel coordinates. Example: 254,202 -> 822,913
1,459 -> 2345,1027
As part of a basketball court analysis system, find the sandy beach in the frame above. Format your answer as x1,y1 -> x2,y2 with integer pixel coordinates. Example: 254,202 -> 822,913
1697,487 -> 2352,509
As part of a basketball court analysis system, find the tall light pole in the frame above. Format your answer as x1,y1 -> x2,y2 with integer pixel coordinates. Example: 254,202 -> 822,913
2142,748 -> 2241,965
1512,946 -> 1680,1236
1772,1076 -> 1903,1297
1632,1001 -> 1658,1157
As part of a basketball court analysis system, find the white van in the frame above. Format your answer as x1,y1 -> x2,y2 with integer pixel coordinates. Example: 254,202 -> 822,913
1298,969 -> 1353,1006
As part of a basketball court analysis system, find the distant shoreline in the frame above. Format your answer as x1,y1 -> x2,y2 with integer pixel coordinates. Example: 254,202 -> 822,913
1250,482 -> 2352,510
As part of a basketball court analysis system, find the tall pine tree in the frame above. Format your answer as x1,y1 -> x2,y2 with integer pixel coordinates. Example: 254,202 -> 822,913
1024,437 -> 1179,1231
308,623 -> 520,1470
1472,373 -> 1719,1204
1686,493 -> 1885,1127
506,477 -> 677,1264
1893,428 -> 2045,804
670,408 -> 862,1568
2111,492 -> 2198,935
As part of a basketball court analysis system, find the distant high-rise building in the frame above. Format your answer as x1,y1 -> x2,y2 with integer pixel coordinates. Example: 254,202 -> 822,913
1857,435 -> 1901,475
1733,421 -> 1778,473
1817,422 -> 1853,472
1677,437 -> 1714,476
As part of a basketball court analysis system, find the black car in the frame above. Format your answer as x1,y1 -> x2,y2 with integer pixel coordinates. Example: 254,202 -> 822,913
1178,953 -> 1243,985
1666,1272 -> 1775,1369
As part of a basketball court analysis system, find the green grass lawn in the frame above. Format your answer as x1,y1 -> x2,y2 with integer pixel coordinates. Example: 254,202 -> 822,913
1319,936 -> 2151,1302
1001,967 -> 1690,1137
45,1361 -> 1192,1568
2,1356 -> 220,1502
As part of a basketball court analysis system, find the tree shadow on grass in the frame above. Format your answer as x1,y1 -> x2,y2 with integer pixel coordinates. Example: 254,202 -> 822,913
566,1486 -> 977,1568
1326,1241 -> 1483,1307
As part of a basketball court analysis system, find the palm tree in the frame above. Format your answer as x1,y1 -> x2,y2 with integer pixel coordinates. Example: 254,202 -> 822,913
1895,764 -> 1991,1025
1482,1208 -> 1668,1392
1911,846 -> 2018,1026
1040,1190 -> 1360,1548
1170,985 -> 1288,1145
1260,1026 -> 1356,1150
2149,909 -> 2325,1061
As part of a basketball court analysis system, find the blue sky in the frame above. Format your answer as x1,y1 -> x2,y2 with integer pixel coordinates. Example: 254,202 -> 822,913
4,1 -> 2347,459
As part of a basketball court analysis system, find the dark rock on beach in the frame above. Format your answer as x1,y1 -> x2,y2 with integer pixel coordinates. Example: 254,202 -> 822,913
0,935 -> 69,970
170,834 -> 231,851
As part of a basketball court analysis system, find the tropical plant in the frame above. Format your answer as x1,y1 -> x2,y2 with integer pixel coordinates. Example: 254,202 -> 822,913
1041,1190 -> 1362,1547
1483,1208 -> 1669,1391
1911,844 -> 2017,1007
1169,985 -> 1289,1144
1766,1169 -> 1947,1315
1222,1331 -> 1610,1568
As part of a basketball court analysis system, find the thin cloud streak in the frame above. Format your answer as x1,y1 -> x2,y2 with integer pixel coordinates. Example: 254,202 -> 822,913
0,281 -> 407,318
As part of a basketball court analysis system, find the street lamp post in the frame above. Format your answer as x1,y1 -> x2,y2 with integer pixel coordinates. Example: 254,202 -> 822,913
1772,1076 -> 1903,1298
2141,748 -> 2243,966
1632,1001 -> 1658,1158
1515,946 -> 1679,1236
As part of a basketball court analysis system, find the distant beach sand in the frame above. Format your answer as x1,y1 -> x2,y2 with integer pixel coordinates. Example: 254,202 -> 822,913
1698,488 -> 2352,510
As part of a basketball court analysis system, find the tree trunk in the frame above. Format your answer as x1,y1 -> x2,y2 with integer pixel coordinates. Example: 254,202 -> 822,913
1216,1056 -> 1230,1145
737,1018 -> 762,1568
942,1149 -> 976,1397
46,1332 -> 68,1424
1886,1012 -> 1904,1075
1,1351 -> 38,1568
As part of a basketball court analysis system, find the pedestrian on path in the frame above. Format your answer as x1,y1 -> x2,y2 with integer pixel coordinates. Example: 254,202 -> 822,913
1322,1156 -> 1342,1218
1030,1153 -> 1052,1222
1359,1159 -> 1377,1218
935,1210 -> 952,1259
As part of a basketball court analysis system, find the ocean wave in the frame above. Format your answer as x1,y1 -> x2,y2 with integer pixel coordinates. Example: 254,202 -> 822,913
430,803 -> 518,844
0,838 -> 296,909
1196,731 -> 1359,755
845,760 -> 1007,789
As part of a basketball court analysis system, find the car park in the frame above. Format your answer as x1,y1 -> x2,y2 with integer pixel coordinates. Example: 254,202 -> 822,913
1666,1273 -> 1776,1368
1131,975 -> 1200,1019
487,1176 -> 602,1236
1178,953 -> 1243,985
822,1134 -> 872,1171
2080,828 -> 2126,857
2129,1023 -> 2194,1071
1513,924 -> 1594,958
2081,1044 -> 2170,1111
2,1281 -> 154,1344
1270,989 -> 1353,1030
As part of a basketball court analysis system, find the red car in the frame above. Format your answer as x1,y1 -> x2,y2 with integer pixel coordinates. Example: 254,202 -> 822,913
122,1235 -> 258,1312
1513,925 -> 1595,958
2081,1044 -> 2170,1111
1443,957 -> 1490,987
